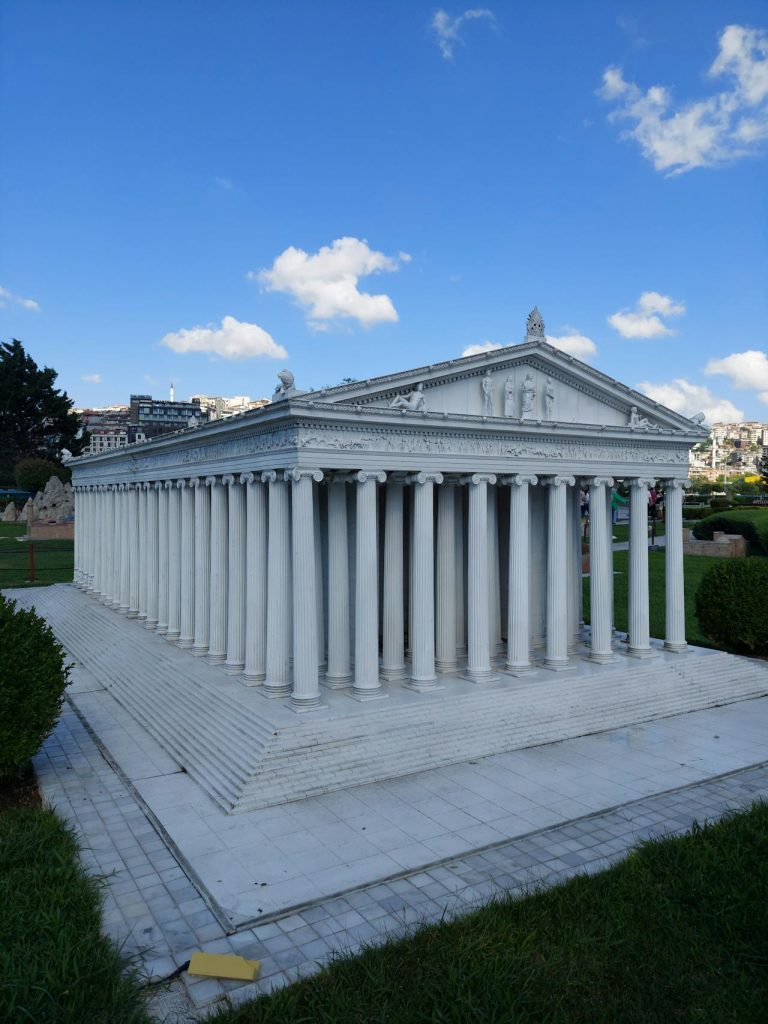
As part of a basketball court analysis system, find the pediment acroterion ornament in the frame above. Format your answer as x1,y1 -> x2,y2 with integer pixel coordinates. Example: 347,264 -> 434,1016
526,307 -> 546,338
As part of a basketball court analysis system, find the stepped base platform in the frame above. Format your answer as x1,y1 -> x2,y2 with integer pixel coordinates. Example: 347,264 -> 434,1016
9,585 -> 768,816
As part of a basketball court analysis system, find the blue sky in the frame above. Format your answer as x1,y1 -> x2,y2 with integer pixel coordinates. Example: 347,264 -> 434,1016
1,1 -> 767,421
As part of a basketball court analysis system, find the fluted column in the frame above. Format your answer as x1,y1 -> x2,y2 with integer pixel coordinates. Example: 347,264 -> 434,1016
352,470 -> 387,700
73,487 -> 82,586
177,480 -> 195,647
664,479 -> 688,653
381,475 -> 406,682
488,484 -> 503,653
587,477 -> 615,663
455,485 -> 466,659
83,488 -> 94,590
241,473 -> 267,682
166,480 -> 182,642
568,484 -> 582,648
156,482 -> 170,634
544,475 -> 575,669
118,484 -> 130,613
288,469 -> 325,711
206,476 -> 228,664
144,483 -> 160,628
137,484 -> 148,620
325,475 -> 353,687
628,477 -> 655,657
436,478 -> 458,674
314,488 -> 326,670
504,474 -> 537,673
223,475 -> 246,673
191,477 -> 211,656
94,485 -> 105,597
263,470 -> 291,697
465,473 -> 497,682
102,485 -> 116,606
605,484 -> 614,635
408,471 -> 443,689
127,484 -> 140,617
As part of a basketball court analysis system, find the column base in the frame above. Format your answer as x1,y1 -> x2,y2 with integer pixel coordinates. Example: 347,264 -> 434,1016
626,646 -> 656,659
144,618 -> 159,630
403,678 -> 445,693
223,661 -> 245,675
290,695 -> 328,714
261,683 -> 292,698
434,659 -> 459,674
191,644 -> 209,658
348,686 -> 389,702
664,641 -> 688,653
118,604 -> 130,615
460,668 -> 500,684
206,652 -> 226,665
156,624 -> 168,636
323,672 -> 354,689
500,662 -> 534,677
241,671 -> 266,686
543,658 -> 576,672
588,651 -> 616,664
127,610 -> 139,619
165,629 -> 181,643
136,612 -> 147,621
379,665 -> 408,682
176,636 -> 194,649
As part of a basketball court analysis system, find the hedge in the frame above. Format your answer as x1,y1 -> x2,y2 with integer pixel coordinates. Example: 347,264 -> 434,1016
694,560 -> 768,655
692,508 -> 768,555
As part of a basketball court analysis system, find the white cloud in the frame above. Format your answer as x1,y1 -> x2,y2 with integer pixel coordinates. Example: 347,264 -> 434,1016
608,291 -> 685,338
461,340 -> 501,357
160,315 -> 287,360
81,373 -> 102,384
546,332 -> 598,359
705,349 -> 768,390
637,378 -> 743,423
253,237 -> 408,329
431,8 -> 495,60
598,24 -> 768,174
0,285 -> 40,311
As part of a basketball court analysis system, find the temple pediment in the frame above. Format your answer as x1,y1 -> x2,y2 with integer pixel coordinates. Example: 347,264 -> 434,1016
317,337 -> 700,434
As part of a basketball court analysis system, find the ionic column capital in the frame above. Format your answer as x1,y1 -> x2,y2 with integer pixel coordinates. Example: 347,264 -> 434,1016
204,475 -> 218,487
222,474 -> 238,487
407,471 -> 444,485
585,476 -> 614,488
239,472 -> 256,485
153,481 -> 163,491
663,478 -> 691,491
261,470 -> 281,484
543,475 -> 576,488
176,478 -> 186,490
355,470 -> 386,484
163,480 -> 174,490
285,469 -> 324,483
630,477 -> 656,490
461,473 -> 497,486
189,476 -> 203,489
501,474 -> 538,487
141,482 -> 152,491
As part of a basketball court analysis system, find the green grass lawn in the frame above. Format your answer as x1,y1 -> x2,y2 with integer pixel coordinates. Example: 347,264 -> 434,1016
0,807 -> 151,1023
0,524 -> 73,587
212,802 -> 768,1024
609,520 -> 665,545
583,550 -> 729,649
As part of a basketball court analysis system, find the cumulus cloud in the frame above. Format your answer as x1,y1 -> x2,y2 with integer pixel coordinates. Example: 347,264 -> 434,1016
0,285 -> 40,311
81,373 -> 102,384
431,8 -> 495,60
637,378 -> 743,423
598,24 -> 768,174
461,340 -> 501,357
546,332 -> 598,359
608,291 -> 685,338
253,237 -> 407,330
160,315 -> 287,360
705,349 -> 768,405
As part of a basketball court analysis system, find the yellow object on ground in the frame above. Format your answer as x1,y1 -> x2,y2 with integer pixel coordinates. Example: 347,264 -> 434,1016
187,952 -> 261,981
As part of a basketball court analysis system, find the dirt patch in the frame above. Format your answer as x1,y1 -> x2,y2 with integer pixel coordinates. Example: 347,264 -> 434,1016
0,764 -> 42,814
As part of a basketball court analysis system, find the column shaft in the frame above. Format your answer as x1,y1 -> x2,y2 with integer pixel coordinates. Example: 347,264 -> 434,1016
352,471 -> 386,699
206,477 -> 228,664
326,478 -> 352,686
177,481 -> 195,647
381,478 -> 406,681
144,484 -> 160,628
664,480 -> 688,652
465,474 -> 496,681
289,470 -> 324,711
588,478 -> 615,662
224,476 -> 246,673
156,483 -> 169,634
505,475 -> 536,672
127,485 -> 140,616
435,480 -> 458,673
166,481 -> 182,641
409,472 -> 443,688
628,478 -> 654,656
263,472 -> 292,696
118,486 -> 130,613
191,479 -> 211,656
137,485 -> 148,620
544,476 -> 574,669
488,484 -> 502,653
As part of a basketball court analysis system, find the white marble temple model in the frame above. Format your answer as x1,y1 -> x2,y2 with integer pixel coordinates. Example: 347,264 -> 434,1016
69,308 -> 706,724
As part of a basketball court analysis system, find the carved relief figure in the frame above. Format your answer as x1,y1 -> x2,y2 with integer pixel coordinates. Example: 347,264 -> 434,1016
526,306 -> 546,338
503,376 -> 515,417
521,373 -> 536,418
544,377 -> 555,419
481,370 -> 494,416
629,406 -> 651,429
390,382 -> 427,412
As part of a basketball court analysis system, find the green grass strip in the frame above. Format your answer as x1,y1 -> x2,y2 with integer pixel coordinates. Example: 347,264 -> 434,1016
213,802 -> 768,1024
0,807 -> 151,1024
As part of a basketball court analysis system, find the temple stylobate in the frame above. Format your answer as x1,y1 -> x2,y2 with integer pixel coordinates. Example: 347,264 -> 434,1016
71,311 -> 706,726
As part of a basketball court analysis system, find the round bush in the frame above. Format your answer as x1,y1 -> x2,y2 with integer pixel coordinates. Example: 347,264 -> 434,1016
0,595 -> 69,777
709,496 -> 732,511
14,457 -> 69,495
694,560 -> 768,655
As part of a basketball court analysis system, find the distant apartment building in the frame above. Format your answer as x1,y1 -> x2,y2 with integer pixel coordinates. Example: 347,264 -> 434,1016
75,406 -> 131,454
189,394 -> 270,420
691,419 -> 768,478
128,394 -> 209,442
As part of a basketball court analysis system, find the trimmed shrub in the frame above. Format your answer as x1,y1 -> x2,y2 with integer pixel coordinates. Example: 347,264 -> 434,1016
709,496 -> 732,511
682,507 -> 716,522
692,508 -> 768,554
695,560 -> 768,655
0,595 -> 69,777
14,457 -> 70,494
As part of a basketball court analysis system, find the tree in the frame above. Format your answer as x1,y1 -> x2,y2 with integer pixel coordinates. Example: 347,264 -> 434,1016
759,455 -> 768,493
0,340 -> 85,481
